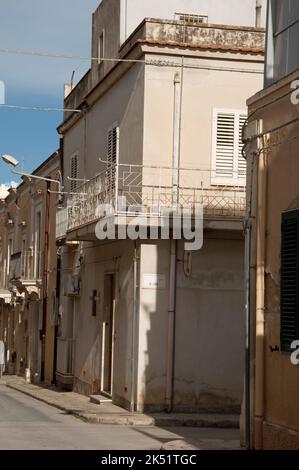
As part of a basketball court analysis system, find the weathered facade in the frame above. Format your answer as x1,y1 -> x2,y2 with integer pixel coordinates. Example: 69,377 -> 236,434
0,153 -> 60,385
245,0 -> 299,450
55,0 -> 265,416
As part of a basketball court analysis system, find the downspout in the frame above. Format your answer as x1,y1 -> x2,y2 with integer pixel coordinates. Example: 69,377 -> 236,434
254,122 -> 266,450
244,223 -> 251,449
27,192 -> 35,378
130,241 -> 139,412
53,251 -> 61,384
244,128 -> 257,449
165,239 -> 177,412
41,181 -> 51,382
165,68 -> 182,412
172,72 -> 182,203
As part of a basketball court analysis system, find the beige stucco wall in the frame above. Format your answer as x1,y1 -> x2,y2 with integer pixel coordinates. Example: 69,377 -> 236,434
63,62 -> 145,193
62,232 -> 244,412
68,240 -> 135,406
143,55 -> 264,171
63,51 -> 264,196
137,234 -> 244,412
248,71 -> 299,448
0,155 -> 60,384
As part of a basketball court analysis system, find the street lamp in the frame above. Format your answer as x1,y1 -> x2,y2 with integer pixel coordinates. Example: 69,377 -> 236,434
1,154 -> 61,187
2,154 -> 19,167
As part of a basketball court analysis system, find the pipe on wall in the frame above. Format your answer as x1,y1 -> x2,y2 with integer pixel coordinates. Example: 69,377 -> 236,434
165,66 -> 183,411
244,222 -> 251,449
165,239 -> 177,412
254,121 -> 266,450
130,241 -> 139,412
172,71 -> 182,206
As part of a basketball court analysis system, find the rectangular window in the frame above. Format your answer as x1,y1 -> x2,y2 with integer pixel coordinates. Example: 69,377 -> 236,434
281,210 -> 299,352
107,124 -> 119,193
70,154 -> 78,192
212,108 -> 247,186
270,0 -> 299,82
98,31 -> 105,65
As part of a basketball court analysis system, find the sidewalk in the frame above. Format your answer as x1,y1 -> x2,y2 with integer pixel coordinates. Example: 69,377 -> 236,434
2,375 -> 240,429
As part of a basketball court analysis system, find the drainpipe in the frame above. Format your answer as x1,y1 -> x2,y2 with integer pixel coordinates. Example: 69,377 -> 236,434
165,239 -> 177,412
244,220 -> 251,449
254,122 -> 266,450
165,69 -> 182,412
244,130 -> 257,449
41,181 -> 51,383
255,0 -> 262,28
172,72 -> 182,205
130,242 -> 139,412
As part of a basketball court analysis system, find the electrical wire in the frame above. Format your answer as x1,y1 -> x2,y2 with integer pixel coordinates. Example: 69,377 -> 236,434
0,47 -> 263,73
0,47 -> 263,115
0,104 -> 81,113
0,48 -> 149,64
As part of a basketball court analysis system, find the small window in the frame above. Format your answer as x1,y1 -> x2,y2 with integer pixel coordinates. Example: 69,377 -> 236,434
70,154 -> 78,192
107,125 -> 119,192
281,210 -> 299,352
175,13 -> 208,24
98,31 -> 105,65
211,109 -> 247,186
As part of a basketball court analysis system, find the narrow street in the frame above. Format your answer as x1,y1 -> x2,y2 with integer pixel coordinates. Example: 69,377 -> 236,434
0,385 -> 239,450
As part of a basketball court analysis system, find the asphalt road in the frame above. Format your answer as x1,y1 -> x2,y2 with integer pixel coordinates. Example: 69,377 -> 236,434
0,384 -> 239,450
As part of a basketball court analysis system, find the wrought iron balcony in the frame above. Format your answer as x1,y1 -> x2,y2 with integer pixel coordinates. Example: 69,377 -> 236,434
9,251 -> 42,298
63,164 -> 246,235
56,206 -> 68,241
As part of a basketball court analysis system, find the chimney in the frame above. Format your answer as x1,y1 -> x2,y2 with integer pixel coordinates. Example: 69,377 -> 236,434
255,0 -> 262,28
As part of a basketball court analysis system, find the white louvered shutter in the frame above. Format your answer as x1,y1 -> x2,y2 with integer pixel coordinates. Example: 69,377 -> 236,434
213,109 -> 247,185
70,155 -> 78,191
238,114 -> 247,179
215,112 -> 235,179
107,125 -> 119,192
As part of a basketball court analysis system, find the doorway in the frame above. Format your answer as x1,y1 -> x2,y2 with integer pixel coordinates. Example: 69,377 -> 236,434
101,274 -> 115,396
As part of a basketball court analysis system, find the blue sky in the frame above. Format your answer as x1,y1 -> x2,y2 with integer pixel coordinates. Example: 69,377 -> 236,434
0,0 -> 100,184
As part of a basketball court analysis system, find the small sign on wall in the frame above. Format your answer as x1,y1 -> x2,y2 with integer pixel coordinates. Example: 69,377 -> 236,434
142,274 -> 166,290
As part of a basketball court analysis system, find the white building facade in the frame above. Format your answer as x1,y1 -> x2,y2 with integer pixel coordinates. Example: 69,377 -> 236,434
55,0 -> 265,415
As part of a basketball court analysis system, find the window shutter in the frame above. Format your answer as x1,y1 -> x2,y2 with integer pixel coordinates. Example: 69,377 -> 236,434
213,110 -> 247,185
238,115 -> 247,178
281,210 -> 299,352
215,112 -> 235,178
107,125 -> 118,192
70,155 -> 78,192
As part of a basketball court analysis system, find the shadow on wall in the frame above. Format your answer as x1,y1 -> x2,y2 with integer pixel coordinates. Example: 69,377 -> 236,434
141,235 -> 245,415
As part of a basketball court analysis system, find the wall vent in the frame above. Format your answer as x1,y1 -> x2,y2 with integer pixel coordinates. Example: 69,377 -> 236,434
175,13 -> 208,25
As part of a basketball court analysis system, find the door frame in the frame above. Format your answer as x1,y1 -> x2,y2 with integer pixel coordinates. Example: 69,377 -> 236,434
101,273 -> 115,397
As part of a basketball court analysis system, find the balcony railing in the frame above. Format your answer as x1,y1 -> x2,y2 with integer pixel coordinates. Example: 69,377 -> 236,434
65,164 -> 246,233
56,207 -> 68,240
56,338 -> 74,376
9,250 -> 41,283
